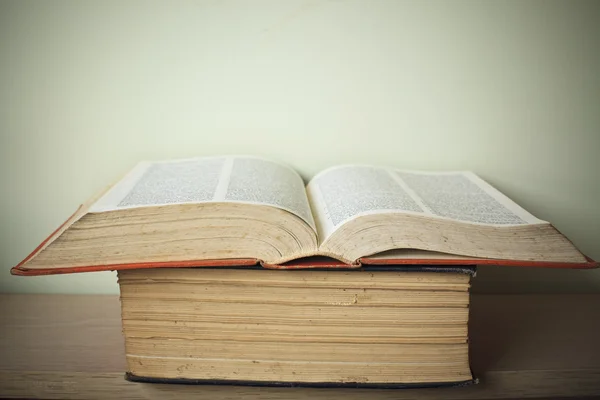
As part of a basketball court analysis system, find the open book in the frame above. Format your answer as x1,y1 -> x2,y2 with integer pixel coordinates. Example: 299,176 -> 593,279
12,156 -> 594,275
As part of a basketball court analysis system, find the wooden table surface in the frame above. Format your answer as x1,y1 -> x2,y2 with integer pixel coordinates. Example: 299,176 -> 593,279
0,293 -> 599,399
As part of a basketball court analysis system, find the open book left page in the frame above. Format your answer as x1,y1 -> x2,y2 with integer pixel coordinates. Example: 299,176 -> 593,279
12,156 -> 320,274
90,156 -> 316,231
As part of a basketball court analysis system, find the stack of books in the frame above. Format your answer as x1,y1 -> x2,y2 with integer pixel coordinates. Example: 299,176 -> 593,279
12,156 -> 594,387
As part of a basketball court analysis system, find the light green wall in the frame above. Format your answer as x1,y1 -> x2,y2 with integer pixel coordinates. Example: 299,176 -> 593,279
1,0 -> 599,294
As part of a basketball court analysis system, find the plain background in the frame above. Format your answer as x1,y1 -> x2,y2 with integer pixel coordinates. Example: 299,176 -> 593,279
1,0 -> 599,294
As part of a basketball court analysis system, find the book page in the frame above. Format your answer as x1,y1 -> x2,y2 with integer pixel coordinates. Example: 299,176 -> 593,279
222,157 -> 315,230
89,156 -> 315,230
306,166 -> 425,240
394,170 -> 544,225
307,165 -> 545,241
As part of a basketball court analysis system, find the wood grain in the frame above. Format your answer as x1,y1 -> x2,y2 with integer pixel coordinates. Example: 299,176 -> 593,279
1,294 -> 599,399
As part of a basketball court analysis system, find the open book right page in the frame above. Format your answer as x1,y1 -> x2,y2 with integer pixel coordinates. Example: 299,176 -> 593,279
306,165 -> 546,244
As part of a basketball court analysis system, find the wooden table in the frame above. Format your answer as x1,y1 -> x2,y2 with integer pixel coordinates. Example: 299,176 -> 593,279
0,294 -> 599,399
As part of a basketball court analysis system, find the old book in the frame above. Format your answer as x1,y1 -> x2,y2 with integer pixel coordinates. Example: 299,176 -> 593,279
12,156 -> 595,276
118,266 -> 476,387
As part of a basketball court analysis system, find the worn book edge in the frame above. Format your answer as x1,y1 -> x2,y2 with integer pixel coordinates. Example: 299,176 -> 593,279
11,205 -> 598,276
124,372 -> 478,389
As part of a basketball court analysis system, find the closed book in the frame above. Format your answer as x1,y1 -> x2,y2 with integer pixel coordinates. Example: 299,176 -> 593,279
118,265 -> 476,387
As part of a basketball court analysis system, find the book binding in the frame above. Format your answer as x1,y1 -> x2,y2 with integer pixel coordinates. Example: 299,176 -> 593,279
124,372 -> 478,389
